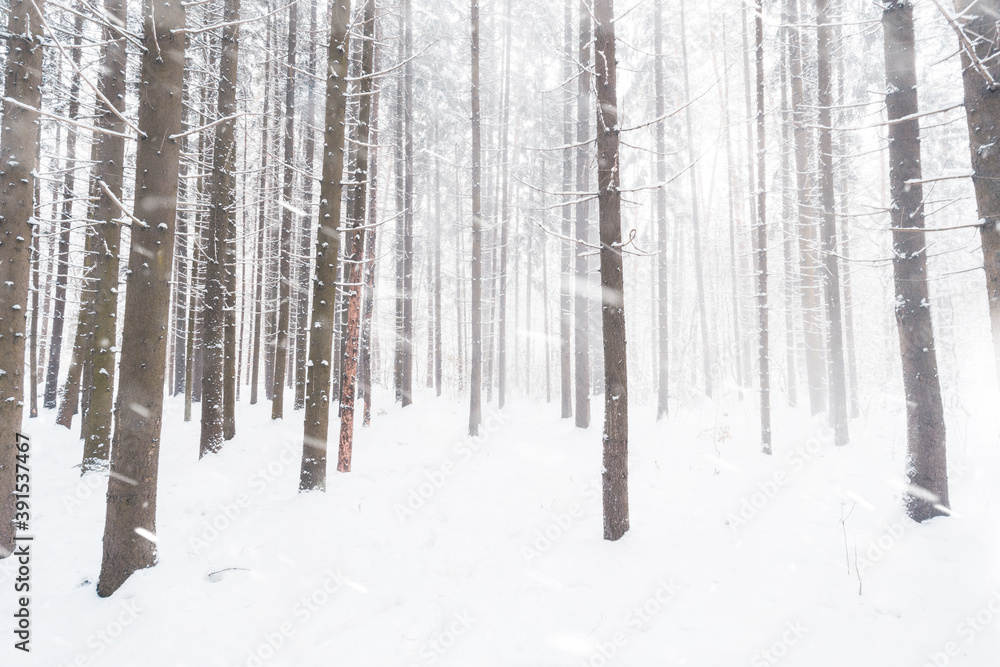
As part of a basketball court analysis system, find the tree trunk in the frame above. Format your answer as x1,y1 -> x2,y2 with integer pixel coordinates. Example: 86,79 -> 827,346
401,0 -> 415,407
787,0 -> 827,414
80,0 -> 129,470
361,35 -> 381,427
594,0 -> 629,541
469,0 -> 483,436
560,0 -> 573,420
755,0 -> 772,453
200,0 -> 241,456
98,0 -> 186,595
250,10 -> 274,406
497,0 -> 512,409
816,0 -> 849,445
338,0 -> 375,472
299,0 -> 351,490
271,2 -> 298,420
574,0 -> 591,429
293,0 -> 320,412
881,0 -> 949,522
0,0 -> 44,558
953,0 -> 1000,387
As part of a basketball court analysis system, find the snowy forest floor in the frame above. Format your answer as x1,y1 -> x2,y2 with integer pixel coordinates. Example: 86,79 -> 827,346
5,386 -> 1000,667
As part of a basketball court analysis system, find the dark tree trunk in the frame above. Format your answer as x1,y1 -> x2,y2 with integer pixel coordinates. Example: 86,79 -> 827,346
300,0 -> 351,490
200,0 -> 242,456
401,0 -> 415,407
271,1 -> 298,420
882,0 -> 949,522
0,0 -> 44,558
594,0 -> 629,541
953,0 -> 1000,386
98,0 -> 186,595
338,0 -> 375,471
81,0 -> 129,470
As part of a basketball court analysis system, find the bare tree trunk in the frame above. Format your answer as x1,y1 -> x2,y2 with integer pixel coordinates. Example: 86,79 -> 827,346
469,0 -> 483,435
98,0 -> 186,595
361,36 -> 381,426
788,0 -> 827,414
434,132 -> 443,397
54,16 -> 87,428
80,0 -> 128,470
755,0 -> 772,454
338,0 -> 374,472
401,0 -> 415,407
200,0 -> 242,456
394,45 -> 405,404
0,0 -> 44,558
882,0 -> 949,522
497,0 -> 512,409
594,0 -> 629,541
816,0 -> 849,445
953,0 -> 1000,387
300,0 -> 351,490
293,0 -> 320,412
271,1 -> 298,420
560,0 -> 573,420
779,19 -> 799,407
574,0 -> 591,429
250,10 -> 274,406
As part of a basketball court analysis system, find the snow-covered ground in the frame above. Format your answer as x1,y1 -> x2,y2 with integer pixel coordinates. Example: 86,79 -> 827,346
5,386 -> 999,667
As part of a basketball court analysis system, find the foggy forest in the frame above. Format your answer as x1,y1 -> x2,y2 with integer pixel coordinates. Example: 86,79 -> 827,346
0,0 -> 998,663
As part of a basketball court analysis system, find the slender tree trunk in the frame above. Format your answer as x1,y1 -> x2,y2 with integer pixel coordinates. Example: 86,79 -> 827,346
779,20 -> 800,407
817,0 -> 849,445
98,0 -> 186,596
394,46 -> 405,404
250,11 -> 273,406
594,0 -> 629,541
361,35 -> 381,427
788,0 -> 827,414
560,0 -> 573,420
338,0 -> 374,472
574,0 -> 591,429
401,0 -> 415,407
881,0 -> 949,522
293,0 -> 320,412
469,0 -> 483,435
300,0 -> 351,490
271,1 -> 298,419
755,0 -> 772,453
434,133 -> 443,397
497,0 -> 512,409
200,0 -> 242,456
0,0 -> 44,558
54,16 -> 87,428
